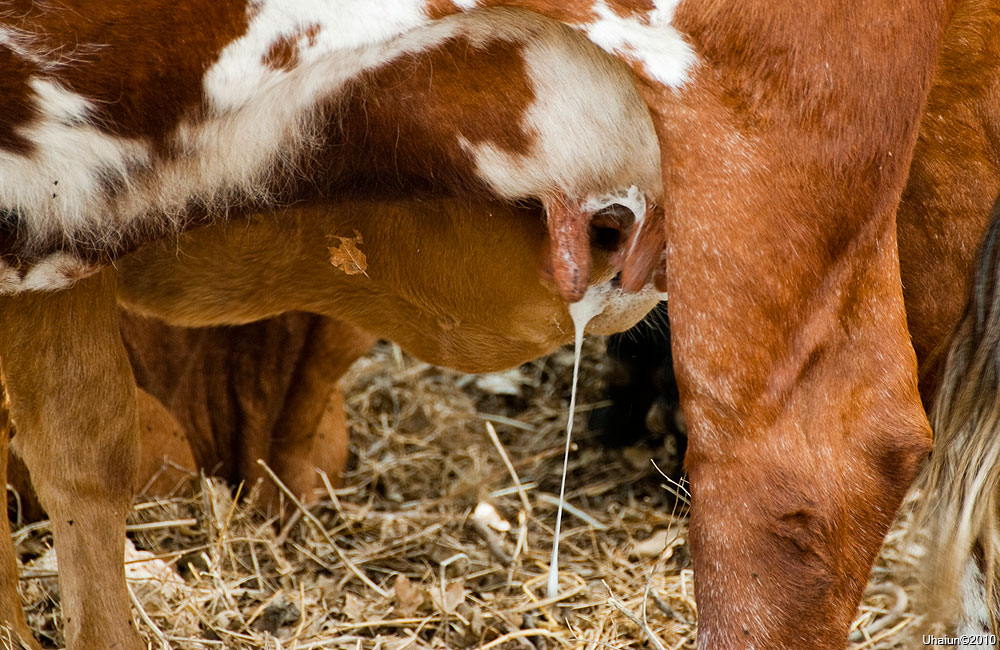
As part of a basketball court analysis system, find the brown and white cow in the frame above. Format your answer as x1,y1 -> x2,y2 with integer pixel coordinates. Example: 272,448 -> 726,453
1,8 -> 668,650
0,1 -> 957,649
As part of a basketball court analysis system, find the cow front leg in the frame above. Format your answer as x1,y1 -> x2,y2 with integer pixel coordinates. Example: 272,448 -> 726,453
0,270 -> 143,650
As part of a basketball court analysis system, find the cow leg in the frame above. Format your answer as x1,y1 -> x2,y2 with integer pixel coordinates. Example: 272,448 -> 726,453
632,4 -> 943,645
5,388 -> 198,518
0,270 -> 143,650
672,188 -> 932,649
0,387 -> 41,649
263,317 -> 375,509
134,388 -> 198,498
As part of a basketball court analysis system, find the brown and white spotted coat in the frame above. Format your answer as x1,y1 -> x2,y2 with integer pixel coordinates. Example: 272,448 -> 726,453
0,1 -> 958,649
0,1 -> 670,300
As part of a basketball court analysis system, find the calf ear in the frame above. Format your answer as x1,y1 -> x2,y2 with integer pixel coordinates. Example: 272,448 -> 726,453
543,193 -> 592,303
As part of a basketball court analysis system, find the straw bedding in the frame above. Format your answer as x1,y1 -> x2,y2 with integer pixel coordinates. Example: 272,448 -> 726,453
10,339 -> 922,649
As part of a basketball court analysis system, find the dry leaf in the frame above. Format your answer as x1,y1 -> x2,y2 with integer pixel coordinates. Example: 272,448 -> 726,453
343,592 -> 365,621
630,529 -> 685,559
329,230 -> 369,276
431,581 -> 466,614
394,574 -> 426,616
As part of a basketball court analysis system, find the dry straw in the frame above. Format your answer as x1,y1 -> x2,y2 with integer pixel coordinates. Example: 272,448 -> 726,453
10,341 -> 919,649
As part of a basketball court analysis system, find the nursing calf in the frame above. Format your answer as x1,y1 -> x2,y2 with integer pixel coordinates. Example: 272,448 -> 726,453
7,194 -> 660,523
0,197 -> 660,650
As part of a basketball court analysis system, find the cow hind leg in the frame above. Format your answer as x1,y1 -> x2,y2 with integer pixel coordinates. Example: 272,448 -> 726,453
263,318 -> 375,511
311,387 -> 351,489
0,270 -> 143,650
0,387 -> 41,649
134,388 -> 198,498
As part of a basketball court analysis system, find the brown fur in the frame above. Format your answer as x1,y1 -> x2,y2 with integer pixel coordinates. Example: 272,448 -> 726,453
1,1 -> 252,151
115,200 -> 653,365
616,1 -> 948,646
0,1 -> 967,648
0,384 -> 36,649
120,312 -> 372,507
0,270 -> 140,650
898,0 -> 1000,403
0,195 -> 654,650
7,312 -> 372,519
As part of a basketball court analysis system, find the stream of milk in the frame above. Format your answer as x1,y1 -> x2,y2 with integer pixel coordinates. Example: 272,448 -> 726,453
546,286 -> 609,599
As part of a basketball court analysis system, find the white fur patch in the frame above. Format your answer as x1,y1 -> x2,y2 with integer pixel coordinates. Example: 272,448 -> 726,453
203,0 -> 435,112
460,16 -> 661,203
583,0 -> 696,87
176,3 -> 474,228
0,79 -> 152,245
0,252 -> 98,293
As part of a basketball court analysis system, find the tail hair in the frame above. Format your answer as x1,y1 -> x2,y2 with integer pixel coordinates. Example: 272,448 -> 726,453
912,190 -> 1000,631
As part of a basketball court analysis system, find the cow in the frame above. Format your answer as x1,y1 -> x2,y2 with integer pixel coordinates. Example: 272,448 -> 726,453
0,8 -> 667,649
2,198 -> 663,650
3,194 -> 664,524
0,1 -> 955,649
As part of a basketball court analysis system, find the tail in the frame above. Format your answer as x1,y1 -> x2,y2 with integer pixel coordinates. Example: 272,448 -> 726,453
913,191 -> 1000,634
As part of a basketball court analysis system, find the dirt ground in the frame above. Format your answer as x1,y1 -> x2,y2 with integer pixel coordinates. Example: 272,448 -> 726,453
11,338 -> 924,649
